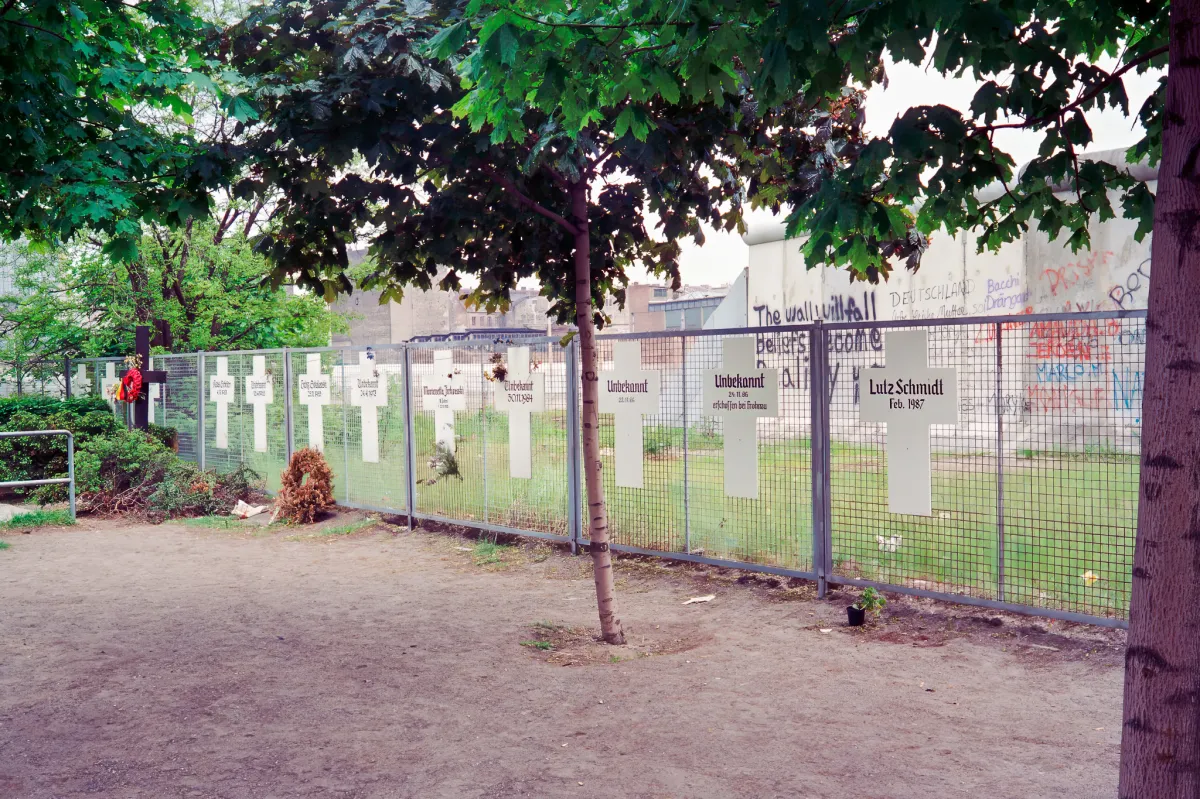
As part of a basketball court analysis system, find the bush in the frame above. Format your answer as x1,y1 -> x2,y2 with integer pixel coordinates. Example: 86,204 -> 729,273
147,462 -> 262,520
147,423 -> 178,452
277,447 -> 336,523
0,396 -> 120,491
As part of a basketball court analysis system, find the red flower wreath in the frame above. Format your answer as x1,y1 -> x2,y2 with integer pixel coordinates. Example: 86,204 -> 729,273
116,369 -> 142,403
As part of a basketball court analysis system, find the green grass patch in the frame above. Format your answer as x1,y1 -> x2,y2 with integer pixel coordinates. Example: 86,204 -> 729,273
472,540 -> 511,565
182,515 -> 245,529
0,540 -> 10,550
2,508 -> 73,529
316,519 -> 376,537
520,640 -> 553,651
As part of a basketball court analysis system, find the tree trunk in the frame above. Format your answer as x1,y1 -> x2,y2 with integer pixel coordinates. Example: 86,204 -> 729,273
1119,4 -> 1200,795
570,178 -> 626,645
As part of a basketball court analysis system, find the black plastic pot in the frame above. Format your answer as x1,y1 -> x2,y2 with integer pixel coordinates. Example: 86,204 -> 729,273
847,606 -> 866,627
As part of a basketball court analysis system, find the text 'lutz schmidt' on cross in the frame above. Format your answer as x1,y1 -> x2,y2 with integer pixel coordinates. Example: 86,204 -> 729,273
859,330 -> 959,517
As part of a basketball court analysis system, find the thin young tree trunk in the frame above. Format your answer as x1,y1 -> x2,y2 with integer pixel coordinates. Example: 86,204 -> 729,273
570,178 -> 625,645
1119,4 -> 1200,795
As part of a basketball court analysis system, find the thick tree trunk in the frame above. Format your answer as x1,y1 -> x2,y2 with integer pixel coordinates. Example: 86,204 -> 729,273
570,179 -> 625,645
1119,4 -> 1200,796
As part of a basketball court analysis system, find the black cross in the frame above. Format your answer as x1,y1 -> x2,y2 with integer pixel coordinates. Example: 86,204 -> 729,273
120,325 -> 168,430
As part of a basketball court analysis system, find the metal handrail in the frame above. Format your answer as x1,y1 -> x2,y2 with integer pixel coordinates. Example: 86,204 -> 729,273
0,429 -> 75,521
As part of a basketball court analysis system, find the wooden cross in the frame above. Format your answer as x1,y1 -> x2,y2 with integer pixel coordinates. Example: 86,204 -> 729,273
121,326 -> 168,430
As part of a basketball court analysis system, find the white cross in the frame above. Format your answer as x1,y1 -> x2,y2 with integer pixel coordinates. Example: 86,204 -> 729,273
209,357 -> 235,449
494,346 -> 545,479
422,350 -> 466,454
859,330 -> 959,516
147,357 -> 160,425
350,351 -> 387,463
599,340 -> 661,489
298,353 -> 331,452
100,362 -> 120,410
245,355 -> 274,454
702,337 -> 778,499
72,363 -> 91,397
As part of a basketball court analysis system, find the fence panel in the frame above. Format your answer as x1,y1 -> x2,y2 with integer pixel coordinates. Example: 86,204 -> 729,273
408,337 -> 571,539
587,330 -> 815,574
822,313 -> 1143,623
201,350 -> 289,492
155,354 -> 200,463
334,346 -> 408,513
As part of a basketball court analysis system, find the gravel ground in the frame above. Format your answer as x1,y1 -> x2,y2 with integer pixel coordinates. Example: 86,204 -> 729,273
0,515 -> 1124,798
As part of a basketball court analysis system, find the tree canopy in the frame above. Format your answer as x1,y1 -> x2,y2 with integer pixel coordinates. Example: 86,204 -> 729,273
0,0 -> 249,261
0,222 -> 344,391
453,0 -> 1166,279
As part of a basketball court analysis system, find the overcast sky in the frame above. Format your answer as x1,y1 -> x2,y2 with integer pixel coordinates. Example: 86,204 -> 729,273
632,58 -> 1164,288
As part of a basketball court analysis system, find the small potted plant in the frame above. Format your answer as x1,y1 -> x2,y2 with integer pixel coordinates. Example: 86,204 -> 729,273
848,587 -> 886,626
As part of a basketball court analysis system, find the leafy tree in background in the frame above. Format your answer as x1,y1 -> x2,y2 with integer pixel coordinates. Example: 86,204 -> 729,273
225,0 -> 857,643
0,0 -> 248,261
454,0 -> 1191,794
0,226 -> 343,384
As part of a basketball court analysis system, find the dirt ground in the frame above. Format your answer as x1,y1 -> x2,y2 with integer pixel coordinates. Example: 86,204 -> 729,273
0,513 -> 1126,799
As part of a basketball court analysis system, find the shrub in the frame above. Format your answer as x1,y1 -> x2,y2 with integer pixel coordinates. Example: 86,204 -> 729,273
0,396 -> 120,490
146,423 -> 178,452
147,462 -> 262,520
277,447 -> 336,524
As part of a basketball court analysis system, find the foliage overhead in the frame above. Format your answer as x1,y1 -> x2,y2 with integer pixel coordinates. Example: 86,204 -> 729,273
0,0 -> 248,261
225,0 -> 858,317
454,0 -> 1167,280
0,224 -> 344,387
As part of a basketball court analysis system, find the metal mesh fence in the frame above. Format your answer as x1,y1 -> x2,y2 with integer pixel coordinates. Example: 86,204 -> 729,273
823,315 -> 1144,621
409,338 -> 571,539
587,331 -> 814,573
154,354 -> 200,463
201,351 -> 289,492
73,309 -> 1144,625
68,357 -> 127,424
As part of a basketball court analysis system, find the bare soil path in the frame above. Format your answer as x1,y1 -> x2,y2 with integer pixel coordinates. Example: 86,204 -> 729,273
0,516 -> 1123,798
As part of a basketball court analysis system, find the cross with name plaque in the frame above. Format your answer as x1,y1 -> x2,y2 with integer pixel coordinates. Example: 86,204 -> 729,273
494,346 -> 545,480
859,330 -> 959,516
598,340 -> 661,489
423,350 -> 466,454
702,337 -> 779,499
120,326 -> 168,430
298,354 -> 331,452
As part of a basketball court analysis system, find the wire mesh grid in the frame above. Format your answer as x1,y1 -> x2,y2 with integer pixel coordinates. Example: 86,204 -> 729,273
823,315 -> 1141,620
96,309 -> 1143,624
1000,316 -> 1142,618
202,351 -> 289,492
826,323 -> 1000,600
69,357 -> 127,424
155,354 -> 200,463
586,330 -> 814,572
409,339 -> 570,538
332,346 -> 408,512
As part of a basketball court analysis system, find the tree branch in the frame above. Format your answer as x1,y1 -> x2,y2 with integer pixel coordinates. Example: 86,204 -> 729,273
479,165 -> 579,235
975,44 -> 1168,135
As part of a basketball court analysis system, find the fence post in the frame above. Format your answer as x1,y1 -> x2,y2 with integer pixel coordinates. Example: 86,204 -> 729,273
282,348 -> 294,465
681,335 -> 690,554
64,357 -> 72,399
402,346 -> 418,530
565,338 -> 582,554
197,352 -> 206,471
340,350 -> 351,505
995,322 -> 1006,603
810,322 -> 831,598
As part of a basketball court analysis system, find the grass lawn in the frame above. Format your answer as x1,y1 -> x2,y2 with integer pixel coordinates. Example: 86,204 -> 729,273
408,411 -> 1136,620
192,398 -> 1135,620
